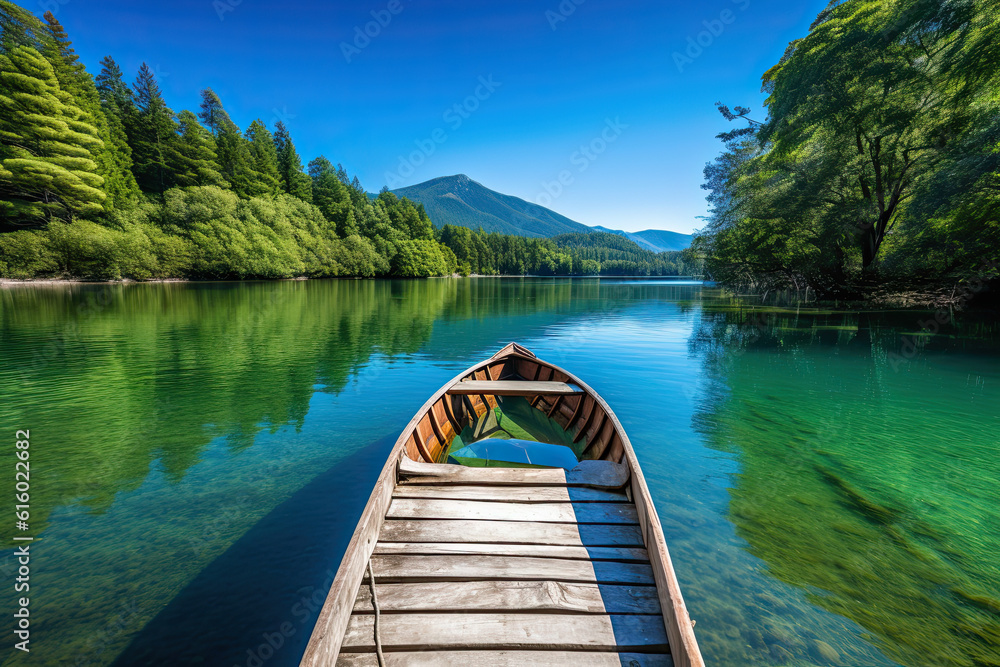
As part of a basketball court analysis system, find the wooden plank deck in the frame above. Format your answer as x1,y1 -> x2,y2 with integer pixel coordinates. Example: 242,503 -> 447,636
337,651 -> 674,666
336,465 -> 674,665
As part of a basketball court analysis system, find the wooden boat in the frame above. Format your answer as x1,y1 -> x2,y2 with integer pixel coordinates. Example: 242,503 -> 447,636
302,343 -> 704,666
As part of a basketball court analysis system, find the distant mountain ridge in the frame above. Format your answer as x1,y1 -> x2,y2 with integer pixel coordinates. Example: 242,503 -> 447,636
591,227 -> 694,253
392,175 -> 591,238
390,175 -> 693,251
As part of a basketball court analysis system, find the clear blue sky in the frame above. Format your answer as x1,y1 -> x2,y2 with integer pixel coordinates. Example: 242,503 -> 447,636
56,0 -> 829,233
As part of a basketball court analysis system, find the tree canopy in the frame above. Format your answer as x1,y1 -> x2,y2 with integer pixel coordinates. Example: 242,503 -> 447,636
695,0 -> 999,298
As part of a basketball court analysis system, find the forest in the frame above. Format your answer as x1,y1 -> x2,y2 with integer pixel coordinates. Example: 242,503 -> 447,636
695,0 -> 998,300
442,227 -> 694,276
0,3 -> 690,281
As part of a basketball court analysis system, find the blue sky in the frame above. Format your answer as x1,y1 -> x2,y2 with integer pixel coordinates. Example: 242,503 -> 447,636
56,0 -> 829,233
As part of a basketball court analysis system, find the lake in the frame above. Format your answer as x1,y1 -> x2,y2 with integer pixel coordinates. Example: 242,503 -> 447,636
1,278 -> 997,666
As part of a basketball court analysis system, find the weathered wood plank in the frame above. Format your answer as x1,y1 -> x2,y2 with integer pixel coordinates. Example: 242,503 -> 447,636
428,410 -> 448,461
573,398 -> 599,444
392,485 -> 628,504
448,380 -> 583,396
337,651 -> 673,666
365,554 -> 655,585
341,612 -> 670,653
372,541 -> 649,563
398,457 -> 630,489
567,393 -> 588,429
582,412 -> 610,456
378,519 -> 646,547
442,396 -> 463,434
387,498 -> 638,524
412,427 -> 433,464
353,580 -> 661,614
547,394 -> 564,418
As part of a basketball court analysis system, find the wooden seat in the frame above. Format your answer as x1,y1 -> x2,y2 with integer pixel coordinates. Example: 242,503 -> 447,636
447,380 -> 583,395
398,457 -> 630,489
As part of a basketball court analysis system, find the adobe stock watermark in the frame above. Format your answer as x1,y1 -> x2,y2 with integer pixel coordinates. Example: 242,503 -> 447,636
213,0 -> 243,21
38,0 -> 70,15
673,0 -> 751,73
383,75 -> 502,188
270,106 -> 296,128
535,117 -> 627,208
341,0 -> 409,63
546,0 -> 585,30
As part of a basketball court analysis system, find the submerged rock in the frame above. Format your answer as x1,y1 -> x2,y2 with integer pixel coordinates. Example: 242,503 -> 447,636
809,639 -> 841,663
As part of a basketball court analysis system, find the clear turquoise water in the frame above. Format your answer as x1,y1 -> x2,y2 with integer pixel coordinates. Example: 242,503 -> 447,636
0,279 -> 997,666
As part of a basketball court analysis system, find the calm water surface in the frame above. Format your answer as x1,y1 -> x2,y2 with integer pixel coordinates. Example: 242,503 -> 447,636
0,279 -> 997,666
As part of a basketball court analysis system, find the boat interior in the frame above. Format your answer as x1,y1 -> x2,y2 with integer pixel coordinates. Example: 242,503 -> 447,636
404,345 -> 628,470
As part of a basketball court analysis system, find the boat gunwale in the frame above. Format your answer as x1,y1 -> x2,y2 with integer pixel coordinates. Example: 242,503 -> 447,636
300,342 -> 703,667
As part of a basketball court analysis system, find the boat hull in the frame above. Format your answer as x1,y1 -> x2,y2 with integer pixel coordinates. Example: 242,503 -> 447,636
302,343 -> 704,666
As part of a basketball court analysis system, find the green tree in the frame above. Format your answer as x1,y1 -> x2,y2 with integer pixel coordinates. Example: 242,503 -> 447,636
196,89 -> 255,197
42,12 -> 139,209
171,110 -> 227,188
95,56 -> 133,112
244,119 -> 280,197
40,11 -> 88,98
273,121 -> 311,202
130,62 -> 177,194
197,87 -> 231,138
0,2 -> 40,52
377,190 -> 434,240
308,156 -> 354,236
94,56 -> 141,208
0,45 -> 105,226
697,0 -> 999,297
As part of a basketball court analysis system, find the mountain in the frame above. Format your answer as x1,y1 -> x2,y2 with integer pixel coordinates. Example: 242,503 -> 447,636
391,174 -> 693,251
591,227 -> 694,252
391,175 -> 592,237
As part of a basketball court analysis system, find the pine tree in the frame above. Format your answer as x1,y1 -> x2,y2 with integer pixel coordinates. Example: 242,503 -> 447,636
0,45 -> 106,225
273,121 -> 311,202
244,119 -> 280,197
130,62 -> 177,194
335,163 -> 351,186
216,126 -> 256,198
41,11 -> 87,97
95,56 -> 133,111
42,13 -> 139,209
94,56 -> 141,206
0,2 -> 40,51
195,89 -> 255,197
197,88 -> 232,138
308,156 -> 354,235
172,110 -> 227,188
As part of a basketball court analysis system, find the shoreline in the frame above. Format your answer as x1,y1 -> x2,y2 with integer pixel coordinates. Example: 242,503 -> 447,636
0,274 -> 701,287
3,277 -> 991,311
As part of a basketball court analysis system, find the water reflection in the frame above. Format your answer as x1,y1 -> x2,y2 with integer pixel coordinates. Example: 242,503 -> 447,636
0,282 -> 996,666
691,300 -> 1000,667
0,279 -> 656,665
